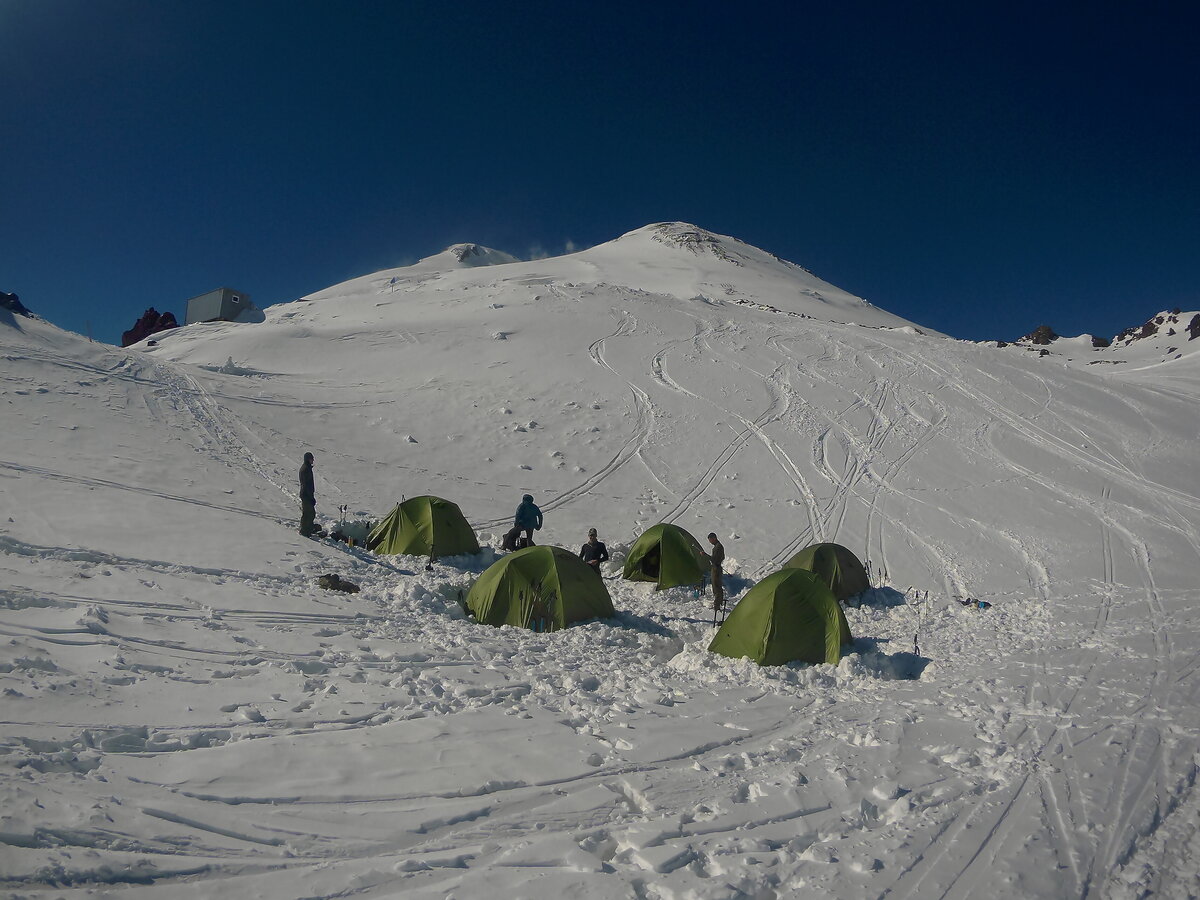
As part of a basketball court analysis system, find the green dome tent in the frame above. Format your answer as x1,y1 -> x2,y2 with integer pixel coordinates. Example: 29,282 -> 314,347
368,496 -> 480,559
709,568 -> 852,666
467,545 -> 615,631
622,523 -> 709,590
782,542 -> 870,603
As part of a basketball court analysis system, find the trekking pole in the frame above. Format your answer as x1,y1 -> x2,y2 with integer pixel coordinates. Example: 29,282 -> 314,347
907,587 -> 920,656
538,581 -> 551,633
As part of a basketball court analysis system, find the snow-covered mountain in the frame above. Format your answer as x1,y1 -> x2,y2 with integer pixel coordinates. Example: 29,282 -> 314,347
1004,308 -> 1200,371
2,223 -> 1197,898
409,242 -> 522,271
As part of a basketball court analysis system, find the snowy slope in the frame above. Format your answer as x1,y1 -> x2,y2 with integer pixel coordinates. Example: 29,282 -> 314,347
1,225 -> 1198,899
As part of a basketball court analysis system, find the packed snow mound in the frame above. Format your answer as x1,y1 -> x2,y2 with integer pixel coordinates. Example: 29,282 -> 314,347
413,242 -> 521,270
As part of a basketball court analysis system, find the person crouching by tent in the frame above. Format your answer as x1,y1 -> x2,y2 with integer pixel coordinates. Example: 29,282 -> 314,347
579,527 -> 609,575
707,532 -> 726,610
299,452 -> 319,537
502,493 -> 543,551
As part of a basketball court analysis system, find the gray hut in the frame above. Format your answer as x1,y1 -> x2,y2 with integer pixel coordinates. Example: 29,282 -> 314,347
185,288 -> 254,325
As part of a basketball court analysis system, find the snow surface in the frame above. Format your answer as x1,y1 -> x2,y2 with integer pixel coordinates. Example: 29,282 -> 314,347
2,224 -> 1198,898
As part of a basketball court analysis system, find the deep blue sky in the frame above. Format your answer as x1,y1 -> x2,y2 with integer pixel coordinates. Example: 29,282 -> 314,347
2,0 -> 1197,344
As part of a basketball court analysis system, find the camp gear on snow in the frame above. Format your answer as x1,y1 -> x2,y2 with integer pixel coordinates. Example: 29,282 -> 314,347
958,598 -> 992,609
709,568 -> 852,666
368,496 -> 480,559
502,527 -> 534,551
467,545 -> 615,631
623,523 -> 709,590
329,518 -> 375,546
502,527 -> 519,551
318,573 -> 360,593
782,542 -> 870,603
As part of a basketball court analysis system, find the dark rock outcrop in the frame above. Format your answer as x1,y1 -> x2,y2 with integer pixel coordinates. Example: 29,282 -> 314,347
0,291 -> 31,317
1091,335 -> 1111,348
1188,314 -> 1200,341
1020,325 -> 1059,345
121,308 -> 179,347
1114,310 -> 1195,345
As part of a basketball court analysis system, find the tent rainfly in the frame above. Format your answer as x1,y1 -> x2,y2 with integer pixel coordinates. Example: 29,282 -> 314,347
368,496 -> 480,559
782,542 -> 870,603
708,568 -> 852,666
467,545 -> 615,631
622,523 -> 709,590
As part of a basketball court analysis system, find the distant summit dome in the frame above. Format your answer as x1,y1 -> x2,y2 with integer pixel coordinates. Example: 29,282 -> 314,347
606,222 -> 795,270
415,243 -> 520,270
616,222 -> 731,252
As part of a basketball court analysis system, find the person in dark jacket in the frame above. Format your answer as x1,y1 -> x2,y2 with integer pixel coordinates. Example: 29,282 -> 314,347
513,494 -> 543,546
299,452 -> 317,537
579,527 -> 609,574
707,532 -> 726,610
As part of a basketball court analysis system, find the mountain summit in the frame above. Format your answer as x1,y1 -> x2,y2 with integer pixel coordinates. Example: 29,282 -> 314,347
306,222 -> 912,330
412,243 -> 520,270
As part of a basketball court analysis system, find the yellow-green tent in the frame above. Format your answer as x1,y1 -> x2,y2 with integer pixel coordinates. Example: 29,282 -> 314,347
368,496 -> 479,559
467,545 -> 614,631
709,568 -> 852,666
782,543 -> 870,603
622,523 -> 709,590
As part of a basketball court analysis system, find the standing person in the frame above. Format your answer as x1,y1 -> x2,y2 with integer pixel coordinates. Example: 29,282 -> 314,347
513,494 -> 543,547
707,532 -> 726,610
579,527 -> 609,574
299,452 -> 318,537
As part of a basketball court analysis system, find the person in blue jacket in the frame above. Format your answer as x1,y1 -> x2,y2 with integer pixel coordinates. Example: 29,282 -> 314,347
513,494 -> 543,546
